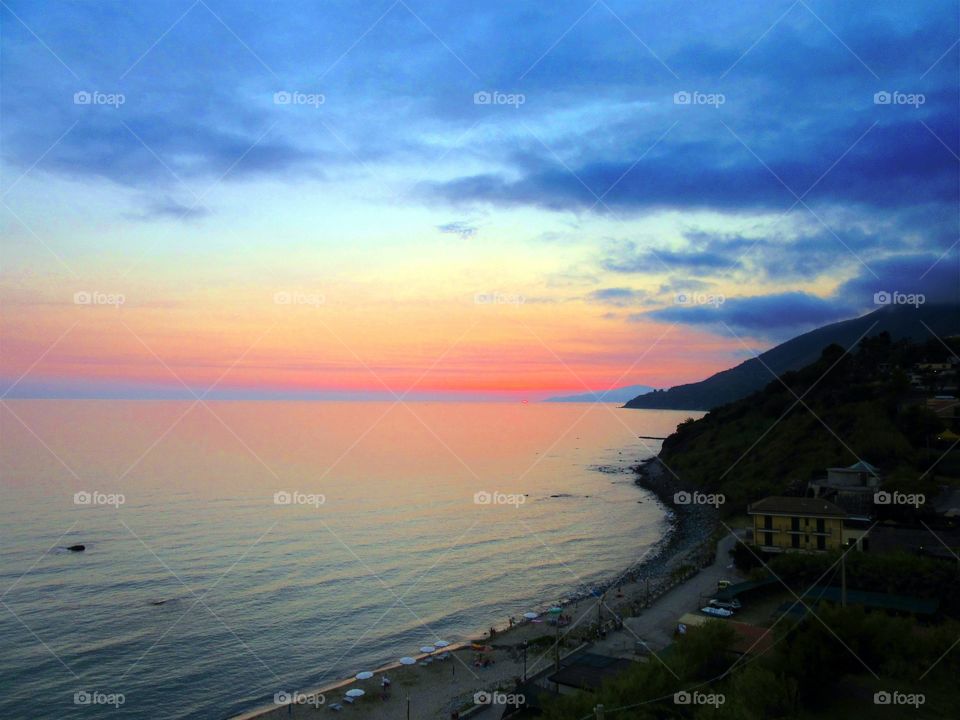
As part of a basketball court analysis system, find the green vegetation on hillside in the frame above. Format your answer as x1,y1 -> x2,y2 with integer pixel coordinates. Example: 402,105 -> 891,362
658,333 -> 959,511
542,608 -> 960,719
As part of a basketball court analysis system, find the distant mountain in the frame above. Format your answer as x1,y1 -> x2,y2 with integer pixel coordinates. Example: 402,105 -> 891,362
546,384 -> 657,403
625,304 -> 960,411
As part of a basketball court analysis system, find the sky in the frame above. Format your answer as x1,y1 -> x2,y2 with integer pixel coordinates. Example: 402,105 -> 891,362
1,0 -> 958,400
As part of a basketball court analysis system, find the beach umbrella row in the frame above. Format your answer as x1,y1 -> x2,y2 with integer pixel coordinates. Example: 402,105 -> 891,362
391,640 -> 454,670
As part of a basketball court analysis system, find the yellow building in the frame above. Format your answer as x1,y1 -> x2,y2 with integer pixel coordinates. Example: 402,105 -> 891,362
748,497 -> 847,553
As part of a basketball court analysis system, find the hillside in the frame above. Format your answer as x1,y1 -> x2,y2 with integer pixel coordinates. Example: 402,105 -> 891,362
657,332 -> 960,510
625,304 -> 960,410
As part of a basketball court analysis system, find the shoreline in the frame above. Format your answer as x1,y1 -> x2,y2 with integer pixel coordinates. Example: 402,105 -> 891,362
234,453 -> 718,720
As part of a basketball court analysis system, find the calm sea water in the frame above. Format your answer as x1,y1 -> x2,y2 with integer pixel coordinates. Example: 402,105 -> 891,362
0,401 -> 691,719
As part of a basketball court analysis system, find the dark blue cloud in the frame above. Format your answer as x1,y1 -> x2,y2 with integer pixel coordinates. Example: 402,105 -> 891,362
836,253 -> 960,306
586,287 -> 651,307
644,291 -> 854,337
429,117 -> 959,214
436,221 -> 478,238
637,252 -> 958,340
1,0 -> 957,255
602,239 -> 743,276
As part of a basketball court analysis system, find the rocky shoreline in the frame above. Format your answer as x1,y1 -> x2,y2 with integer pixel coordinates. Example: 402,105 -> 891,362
537,455 -> 719,618
612,456 -> 719,603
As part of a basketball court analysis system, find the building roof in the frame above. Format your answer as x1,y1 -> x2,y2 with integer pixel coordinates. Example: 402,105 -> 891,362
748,496 -> 847,518
712,577 -> 780,602
802,586 -> 939,615
546,653 -> 635,690
827,460 -> 880,474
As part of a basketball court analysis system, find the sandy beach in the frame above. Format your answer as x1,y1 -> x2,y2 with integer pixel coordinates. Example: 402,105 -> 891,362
234,459 -> 736,720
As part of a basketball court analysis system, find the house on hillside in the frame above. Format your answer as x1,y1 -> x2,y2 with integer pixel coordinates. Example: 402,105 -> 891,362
807,460 -> 882,516
748,497 -> 847,553
910,360 -> 959,393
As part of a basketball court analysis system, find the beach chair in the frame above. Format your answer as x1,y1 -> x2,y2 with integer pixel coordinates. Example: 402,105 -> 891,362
328,703 -> 343,711
343,696 -> 355,705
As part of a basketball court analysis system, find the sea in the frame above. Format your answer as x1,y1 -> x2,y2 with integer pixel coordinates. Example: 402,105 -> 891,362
0,401 -> 693,718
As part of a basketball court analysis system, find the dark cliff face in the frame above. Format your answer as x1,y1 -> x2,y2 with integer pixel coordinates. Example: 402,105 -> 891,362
624,304 -> 960,411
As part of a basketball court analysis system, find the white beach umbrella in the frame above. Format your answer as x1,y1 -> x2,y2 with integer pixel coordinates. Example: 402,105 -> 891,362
419,645 -> 436,653
523,611 -> 539,619
345,689 -> 365,698
434,640 -> 450,648
355,671 -> 374,680
399,656 -> 416,665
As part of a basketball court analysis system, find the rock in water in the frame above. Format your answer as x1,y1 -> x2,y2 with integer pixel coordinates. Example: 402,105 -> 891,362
67,544 -> 85,552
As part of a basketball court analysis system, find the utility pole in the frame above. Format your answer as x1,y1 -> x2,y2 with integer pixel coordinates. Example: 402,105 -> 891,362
554,618 -> 560,671
597,591 -> 605,636
841,553 -> 847,607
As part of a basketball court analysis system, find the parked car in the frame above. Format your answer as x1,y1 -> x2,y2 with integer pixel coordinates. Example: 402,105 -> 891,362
709,598 -> 742,610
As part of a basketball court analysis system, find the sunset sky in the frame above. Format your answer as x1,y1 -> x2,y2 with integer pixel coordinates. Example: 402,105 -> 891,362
1,0 -> 957,399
